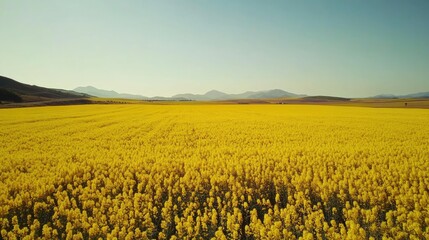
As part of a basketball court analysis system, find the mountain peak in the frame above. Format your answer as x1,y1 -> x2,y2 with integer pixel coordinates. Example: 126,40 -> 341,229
203,90 -> 229,99
247,89 -> 301,99
205,89 -> 225,95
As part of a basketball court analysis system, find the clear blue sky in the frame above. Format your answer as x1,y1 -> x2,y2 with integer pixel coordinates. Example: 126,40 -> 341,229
1,1 -> 428,97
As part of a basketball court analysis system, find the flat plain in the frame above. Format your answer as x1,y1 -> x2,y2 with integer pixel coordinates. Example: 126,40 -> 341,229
1,104 -> 428,239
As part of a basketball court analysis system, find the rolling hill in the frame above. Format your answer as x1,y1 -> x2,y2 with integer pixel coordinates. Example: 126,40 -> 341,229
0,76 -> 89,102
302,96 -> 351,101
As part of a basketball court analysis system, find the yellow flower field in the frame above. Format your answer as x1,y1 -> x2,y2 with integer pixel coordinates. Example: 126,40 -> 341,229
0,104 -> 428,239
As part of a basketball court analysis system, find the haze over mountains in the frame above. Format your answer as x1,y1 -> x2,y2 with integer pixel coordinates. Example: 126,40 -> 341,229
73,86 -> 149,100
171,89 -> 305,100
73,86 -> 306,100
74,85 -> 429,100
372,92 -> 429,99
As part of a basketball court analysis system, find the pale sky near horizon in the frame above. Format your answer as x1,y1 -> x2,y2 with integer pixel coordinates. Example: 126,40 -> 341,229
1,1 -> 429,97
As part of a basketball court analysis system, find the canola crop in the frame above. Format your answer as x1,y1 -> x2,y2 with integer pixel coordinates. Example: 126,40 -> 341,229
0,104 -> 428,239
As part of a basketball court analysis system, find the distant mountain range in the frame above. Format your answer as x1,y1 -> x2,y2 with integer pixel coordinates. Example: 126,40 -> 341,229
74,86 -> 149,100
2,75 -> 429,104
71,86 -> 429,100
372,92 -> 429,99
173,89 -> 305,100
73,86 -> 188,100
74,86 -> 306,100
